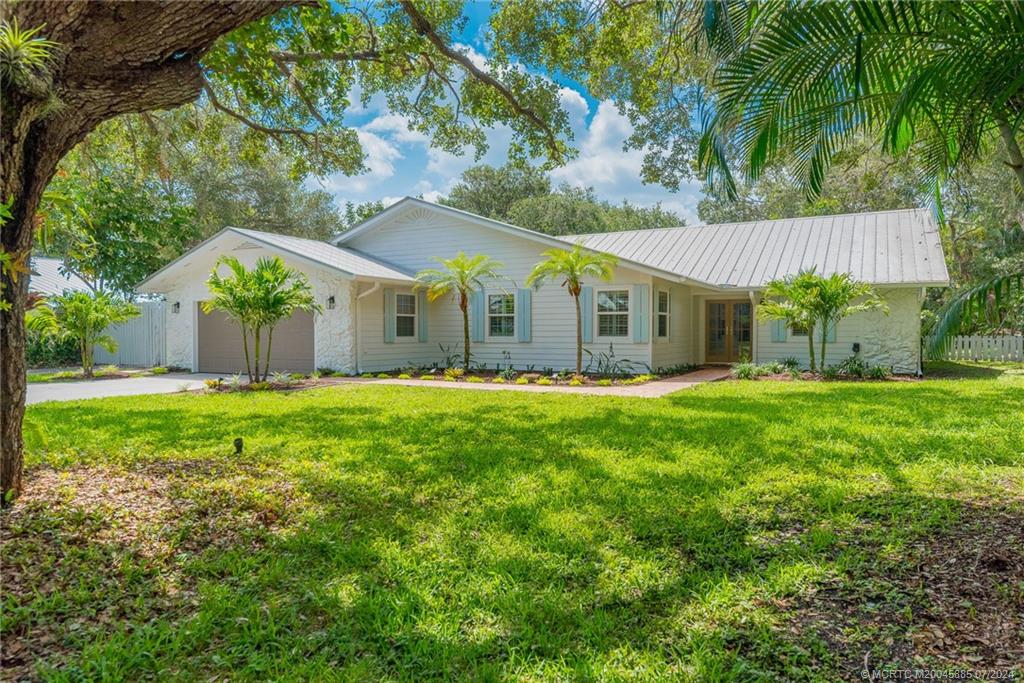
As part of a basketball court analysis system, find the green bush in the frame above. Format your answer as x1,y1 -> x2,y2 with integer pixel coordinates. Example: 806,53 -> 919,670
536,377 -> 553,386
867,365 -> 892,380
515,377 -> 530,385
150,366 -> 169,375
838,355 -> 869,378
376,373 -> 391,379
491,377 -> 506,384
418,375 -> 436,381
821,365 -> 841,380
26,333 -> 79,368
731,362 -> 761,380
397,373 -> 412,380
596,378 -> 613,386
466,376 -> 485,383
361,373 -> 374,379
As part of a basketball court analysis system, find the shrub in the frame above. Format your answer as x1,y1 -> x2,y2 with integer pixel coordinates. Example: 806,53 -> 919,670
97,365 -> 120,376
360,373 -> 374,378
568,378 -> 583,386
397,373 -> 412,380
466,376 -> 485,383
536,377 -> 553,386
655,363 -> 699,375
52,370 -> 77,380
491,377 -> 506,384
443,367 -> 465,381
309,371 -> 321,382
498,366 -> 518,381
316,367 -> 336,377
249,381 -> 271,391
376,373 -> 391,379
759,361 -> 785,375
271,371 -> 297,386
515,377 -> 529,385
204,378 -> 223,390
418,374 -> 436,381
838,355 -> 869,378
867,365 -> 892,380
781,357 -> 800,370
150,366 -> 169,375
227,374 -> 243,391
732,362 -> 760,380
821,365 -> 841,380
26,332 -> 79,368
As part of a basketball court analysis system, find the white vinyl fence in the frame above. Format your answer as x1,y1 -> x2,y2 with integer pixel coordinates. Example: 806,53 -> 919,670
944,335 -> 1024,362
93,301 -> 166,367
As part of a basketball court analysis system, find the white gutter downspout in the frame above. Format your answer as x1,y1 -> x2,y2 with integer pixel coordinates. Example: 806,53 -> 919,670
749,290 -> 758,364
354,282 -> 381,375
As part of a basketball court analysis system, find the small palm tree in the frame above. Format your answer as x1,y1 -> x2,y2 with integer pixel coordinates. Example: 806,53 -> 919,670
204,256 -> 320,383
526,244 -> 618,375
415,252 -> 503,370
758,270 -> 823,371
26,291 -> 139,377
809,273 -> 887,366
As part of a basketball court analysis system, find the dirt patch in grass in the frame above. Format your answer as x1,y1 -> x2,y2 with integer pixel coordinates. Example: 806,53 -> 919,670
787,503 -> 1024,679
0,460 -> 304,680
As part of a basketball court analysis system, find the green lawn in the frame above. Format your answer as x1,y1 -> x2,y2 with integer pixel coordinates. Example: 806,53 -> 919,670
4,368 -> 1023,680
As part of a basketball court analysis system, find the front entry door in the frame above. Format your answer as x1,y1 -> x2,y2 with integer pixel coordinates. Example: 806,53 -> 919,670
706,300 -> 752,363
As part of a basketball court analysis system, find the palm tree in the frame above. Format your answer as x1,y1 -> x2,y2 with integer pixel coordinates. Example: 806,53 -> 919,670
925,272 -> 1023,360
415,252 -> 503,370
25,291 -> 139,377
697,1 -> 1024,197
204,256 -> 320,383
757,270 -> 823,371
526,244 -> 618,375
808,273 -> 887,367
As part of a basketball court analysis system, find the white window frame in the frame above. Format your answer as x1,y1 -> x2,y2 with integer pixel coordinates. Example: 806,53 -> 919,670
394,291 -> 417,341
486,291 -> 515,339
656,289 -> 670,340
595,286 -> 631,339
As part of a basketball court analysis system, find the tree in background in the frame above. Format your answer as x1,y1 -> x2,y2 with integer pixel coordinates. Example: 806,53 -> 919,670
39,172 -> 197,297
25,291 -> 139,378
342,200 -> 387,231
526,245 -> 618,375
415,253 -> 504,371
204,256 -> 319,384
442,164 -> 683,234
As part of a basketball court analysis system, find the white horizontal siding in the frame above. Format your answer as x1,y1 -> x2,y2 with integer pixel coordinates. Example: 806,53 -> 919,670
351,210 -> 654,373
650,278 -> 695,371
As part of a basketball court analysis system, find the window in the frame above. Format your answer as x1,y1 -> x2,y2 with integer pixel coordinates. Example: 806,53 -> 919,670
396,293 -> 416,337
656,290 -> 670,338
597,289 -> 629,337
789,322 -> 808,337
488,293 -> 515,337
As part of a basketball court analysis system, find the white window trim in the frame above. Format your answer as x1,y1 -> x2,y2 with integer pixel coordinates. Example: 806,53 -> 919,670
394,290 -> 418,342
486,291 -> 515,339
594,286 -> 631,340
656,289 -> 670,341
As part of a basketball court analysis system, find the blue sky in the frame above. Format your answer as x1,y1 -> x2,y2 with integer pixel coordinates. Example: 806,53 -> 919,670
307,3 -> 705,224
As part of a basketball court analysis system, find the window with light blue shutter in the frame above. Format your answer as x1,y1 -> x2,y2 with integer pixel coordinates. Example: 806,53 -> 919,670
515,289 -> 532,342
818,320 -> 837,342
580,286 -> 594,343
632,284 -> 650,343
417,290 -> 428,342
771,319 -> 787,342
470,290 -> 485,342
383,288 -> 396,343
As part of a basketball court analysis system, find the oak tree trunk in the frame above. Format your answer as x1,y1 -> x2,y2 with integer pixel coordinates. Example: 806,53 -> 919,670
1,1 -> 289,505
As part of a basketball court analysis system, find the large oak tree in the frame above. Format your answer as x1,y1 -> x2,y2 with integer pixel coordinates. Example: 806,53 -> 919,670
1,0 -> 573,504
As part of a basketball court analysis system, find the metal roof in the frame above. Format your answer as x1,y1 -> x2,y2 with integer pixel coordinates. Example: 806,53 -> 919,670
568,208 -> 948,288
29,257 -> 90,296
229,228 -> 415,282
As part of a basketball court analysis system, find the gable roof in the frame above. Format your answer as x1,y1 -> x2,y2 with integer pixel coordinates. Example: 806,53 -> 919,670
334,197 -> 712,286
29,257 -> 90,296
569,208 -> 949,288
138,226 -> 414,292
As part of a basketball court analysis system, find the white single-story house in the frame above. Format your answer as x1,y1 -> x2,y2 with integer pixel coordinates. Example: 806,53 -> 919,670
137,199 -> 949,375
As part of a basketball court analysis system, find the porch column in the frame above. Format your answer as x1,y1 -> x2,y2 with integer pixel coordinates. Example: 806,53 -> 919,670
748,290 -> 758,364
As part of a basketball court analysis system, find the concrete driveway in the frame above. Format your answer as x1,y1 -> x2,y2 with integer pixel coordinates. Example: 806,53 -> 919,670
27,373 -> 223,405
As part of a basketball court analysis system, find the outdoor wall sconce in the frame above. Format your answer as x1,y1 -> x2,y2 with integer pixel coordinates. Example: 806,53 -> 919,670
852,342 -> 860,353
172,302 -> 180,314
327,296 -> 335,310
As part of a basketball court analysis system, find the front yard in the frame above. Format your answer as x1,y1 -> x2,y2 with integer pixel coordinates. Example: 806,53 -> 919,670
3,365 -> 1023,680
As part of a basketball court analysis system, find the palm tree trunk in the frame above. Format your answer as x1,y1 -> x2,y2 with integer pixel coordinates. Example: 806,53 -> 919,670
807,325 -> 816,372
574,293 -> 583,375
263,327 -> 274,381
241,323 -> 253,382
253,327 -> 262,383
820,330 -> 828,371
996,115 -> 1024,192
460,291 -> 470,370
81,338 -> 93,378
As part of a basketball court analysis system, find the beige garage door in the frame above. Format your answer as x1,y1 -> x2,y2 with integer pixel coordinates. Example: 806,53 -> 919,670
197,305 -> 314,374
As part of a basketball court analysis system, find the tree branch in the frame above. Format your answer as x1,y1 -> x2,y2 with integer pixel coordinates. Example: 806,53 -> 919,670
201,76 -> 313,146
397,0 -> 563,161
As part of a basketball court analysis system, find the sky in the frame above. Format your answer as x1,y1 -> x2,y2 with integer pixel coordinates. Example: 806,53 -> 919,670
306,3 -> 705,225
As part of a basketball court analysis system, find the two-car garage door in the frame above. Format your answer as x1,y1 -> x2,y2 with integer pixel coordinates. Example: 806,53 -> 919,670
197,306 -> 314,374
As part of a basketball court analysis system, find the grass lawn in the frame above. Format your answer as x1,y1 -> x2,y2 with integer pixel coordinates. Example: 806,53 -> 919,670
4,364 -> 1023,680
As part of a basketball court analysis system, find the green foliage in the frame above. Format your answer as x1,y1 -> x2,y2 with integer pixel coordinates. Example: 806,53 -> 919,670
341,200 -> 386,232
25,291 -> 139,377
204,256 -> 320,383
441,164 -> 551,223
25,331 -> 78,368
376,373 -> 391,379
697,1 -> 1024,198
868,365 -> 892,380
466,375 -> 485,383
416,253 -> 504,370
583,344 -> 647,379
820,365 -> 842,381
838,356 -> 870,379
0,17 -> 58,91
731,362 -> 761,380
150,367 -> 169,375
535,377 -> 553,386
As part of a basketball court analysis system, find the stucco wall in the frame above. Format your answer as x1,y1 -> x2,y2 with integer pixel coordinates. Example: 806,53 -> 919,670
158,239 -> 355,373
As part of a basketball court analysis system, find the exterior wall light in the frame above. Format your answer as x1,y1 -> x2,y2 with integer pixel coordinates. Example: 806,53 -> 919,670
327,295 -> 335,310
172,302 -> 180,314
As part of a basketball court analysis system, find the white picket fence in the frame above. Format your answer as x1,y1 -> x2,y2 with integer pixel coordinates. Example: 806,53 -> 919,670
93,301 -> 166,368
944,335 -> 1024,362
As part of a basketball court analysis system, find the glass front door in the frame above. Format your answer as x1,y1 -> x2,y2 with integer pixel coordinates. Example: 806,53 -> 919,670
706,300 -> 752,363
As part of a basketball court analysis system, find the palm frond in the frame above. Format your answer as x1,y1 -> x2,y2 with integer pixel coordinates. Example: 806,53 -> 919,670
924,273 -> 1023,359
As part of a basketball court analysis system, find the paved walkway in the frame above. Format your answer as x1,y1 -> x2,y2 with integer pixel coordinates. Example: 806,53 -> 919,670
350,367 -> 732,398
26,373 -> 221,405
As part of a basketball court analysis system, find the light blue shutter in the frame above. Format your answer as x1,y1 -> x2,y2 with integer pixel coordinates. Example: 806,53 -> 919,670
581,286 -> 594,343
770,320 -> 787,342
383,288 -> 396,343
632,284 -> 650,343
417,290 -> 428,342
818,321 -> 837,342
515,288 -> 532,342
470,290 -> 485,342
